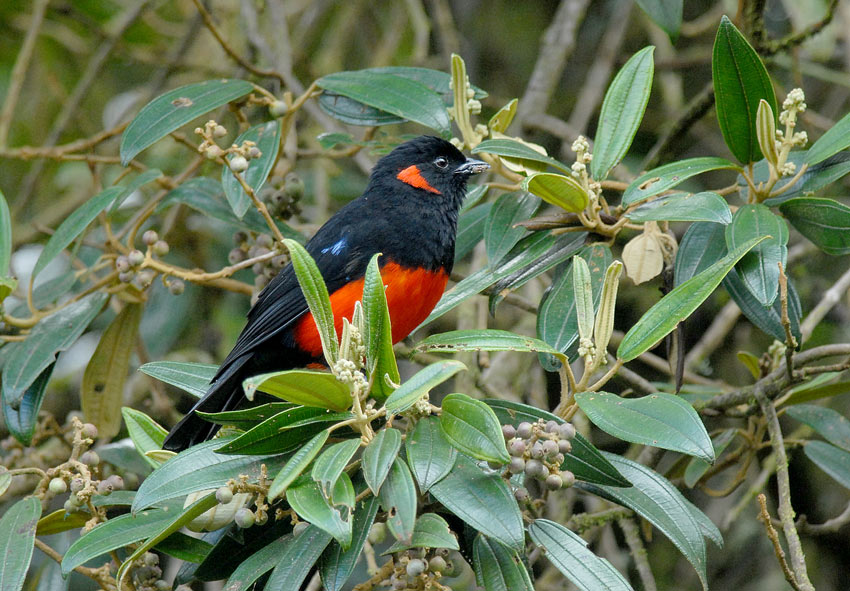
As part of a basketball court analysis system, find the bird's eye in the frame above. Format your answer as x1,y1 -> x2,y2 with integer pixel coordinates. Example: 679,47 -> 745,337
434,156 -> 448,169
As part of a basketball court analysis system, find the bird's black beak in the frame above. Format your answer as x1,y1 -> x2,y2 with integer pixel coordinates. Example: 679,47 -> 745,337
454,158 -> 489,175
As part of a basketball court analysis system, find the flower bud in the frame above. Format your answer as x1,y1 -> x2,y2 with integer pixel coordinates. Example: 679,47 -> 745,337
229,155 -> 249,173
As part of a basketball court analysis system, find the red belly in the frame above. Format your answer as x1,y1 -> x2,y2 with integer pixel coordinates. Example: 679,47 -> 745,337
293,262 -> 448,357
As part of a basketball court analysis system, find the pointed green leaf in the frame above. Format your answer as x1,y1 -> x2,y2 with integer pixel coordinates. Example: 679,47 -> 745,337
684,430 -> 737,488
456,202 -> 493,262
786,405 -> 850,452
804,441 -> 850,489
120,79 -> 253,165
473,534 -> 534,591
288,477 -> 353,548
627,191 -> 732,224
2,292 -> 107,408
484,399 -> 631,487
222,533 -> 292,591
406,416 -> 457,492
139,361 -> 217,398
243,369 -> 350,411
264,526 -> 333,591
749,152 -> 850,206
712,16 -> 778,163
779,197 -> 850,255
529,519 -> 633,591
221,121 -> 281,218
440,393 -> 510,464
623,157 -> 738,206
0,189 -> 11,276
726,204 -> 788,306
429,454 -> 525,551
316,71 -> 450,135
573,256 -> 594,343
674,221 -> 727,285
484,192 -> 539,266
215,407 -> 351,455
155,531 -> 213,563
472,139 -> 570,173
806,110 -> 850,165
268,429 -> 330,501
724,266 -> 802,344
575,391 -> 714,462
122,407 -> 168,469
0,497 -> 40,591
415,329 -> 563,358
284,238 -> 339,365
386,513 -> 460,553
319,496 -> 381,591
618,235 -> 766,361
384,360 -> 466,415
786,379 -> 850,406
380,458 -> 417,543
591,46 -> 655,180
636,0 -> 683,41
313,438 -> 361,496
363,254 -> 400,400
362,427 -> 402,495
196,401 -> 296,427
522,173 -> 589,213
3,362 -> 54,446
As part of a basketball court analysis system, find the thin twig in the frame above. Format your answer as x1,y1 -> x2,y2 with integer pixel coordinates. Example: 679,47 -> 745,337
618,517 -> 658,591
800,266 -> 850,342
757,494 -> 804,591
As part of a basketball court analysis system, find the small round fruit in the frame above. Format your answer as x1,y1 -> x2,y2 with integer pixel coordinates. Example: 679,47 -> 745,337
233,231 -> 248,245
152,240 -> 169,256
269,100 -> 287,117
168,280 -> 185,295
428,555 -> 447,573
63,499 -> 77,513
530,441 -> 544,459
142,230 -> 159,245
367,522 -> 387,544
213,124 -> 227,138
118,271 -> 135,283
234,508 -> 255,528
545,474 -> 563,490
128,250 -> 145,267
406,558 -> 427,577
49,477 -> 67,494
230,155 -> 249,173
508,457 -> 526,474
508,439 -> 526,457
255,234 -> 274,249
97,480 -> 114,496
105,475 -> 124,490
115,256 -> 130,272
558,439 -> 572,454
80,451 -> 100,466
525,459 -> 545,479
558,423 -> 576,440
542,439 -> 559,458
502,424 -> 516,440
70,478 -> 85,493
82,423 -> 98,439
228,248 -> 247,264
560,471 -> 576,488
516,422 -> 533,439
514,487 -> 529,502
216,487 -> 233,504
545,420 -> 560,433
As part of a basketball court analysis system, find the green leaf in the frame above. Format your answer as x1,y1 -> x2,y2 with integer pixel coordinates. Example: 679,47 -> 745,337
264,526 -> 333,591
139,361 -> 217,398
36,508 -> 88,537
575,391 -> 714,462
726,204 -> 788,306
313,439 -> 361,496
120,79 -> 253,165
82,302 -> 142,440
636,0 -> 683,41
2,292 -> 107,408
804,441 -> 850,489
779,197 -> 850,255
155,531 -> 214,563
577,453 -> 712,589
786,404 -> 850,452
0,467 -> 11,498
216,407 -> 351,455
528,519 -> 633,591
627,191 -> 732,224
405,416 -> 457,492
243,369 -> 350,411
363,254 -> 400,400
386,513 -> 460,553
288,477 -> 353,548
221,120 -> 281,218
623,157 -> 739,206
617,236 -> 766,361
3,362 -> 54,446
384,360 -> 466,415
197,401 -> 296,427
674,222 -> 727,285
522,173 -> 589,213
753,152 -> 850,206
362,427 -> 402,495
367,66 -> 488,102
318,93 -> 406,126
485,192 -> 539,265
484,399 -> 631,487
806,110 -> 850,165
0,189 -> 11,276
440,393 -> 510,464
109,169 -> 164,212
63,501 -> 181,574
429,454 -> 525,552
455,202 -> 493,262
786,379 -> 850,405
268,429 -> 330,501
684,430 -> 737,488
415,329 -> 563,358
0,497 -> 40,591
316,71 -> 450,136
0,276 -> 16,304
284,238 -> 339,365
723,266 -> 802,344
222,534 -> 292,591
424,232 -> 558,326
472,139 -> 570,173
379,458 -> 418,543
591,46 -> 655,180
319,496 -> 381,591
537,245 -> 611,368
132,437 -> 290,510
473,534 -> 534,591
33,187 -> 122,279
122,407 -> 168,469
712,15 -> 778,163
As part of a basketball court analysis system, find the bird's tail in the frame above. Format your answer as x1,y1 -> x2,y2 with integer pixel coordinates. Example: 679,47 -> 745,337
161,355 -> 250,452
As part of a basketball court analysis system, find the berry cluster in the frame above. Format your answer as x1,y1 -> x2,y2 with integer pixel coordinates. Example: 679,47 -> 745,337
228,231 -> 289,293
130,552 -> 171,591
502,419 -> 577,495
114,230 -> 184,295
259,172 -> 304,221
366,523 -> 459,589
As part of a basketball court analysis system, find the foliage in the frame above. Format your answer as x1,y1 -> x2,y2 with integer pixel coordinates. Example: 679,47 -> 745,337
1,2 -> 850,591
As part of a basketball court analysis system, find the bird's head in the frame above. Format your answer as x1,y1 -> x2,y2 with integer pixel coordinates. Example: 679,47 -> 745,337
369,136 -> 489,206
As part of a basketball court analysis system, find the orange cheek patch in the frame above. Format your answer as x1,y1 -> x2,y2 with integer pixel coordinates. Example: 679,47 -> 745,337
397,165 -> 441,194
293,263 -> 449,357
